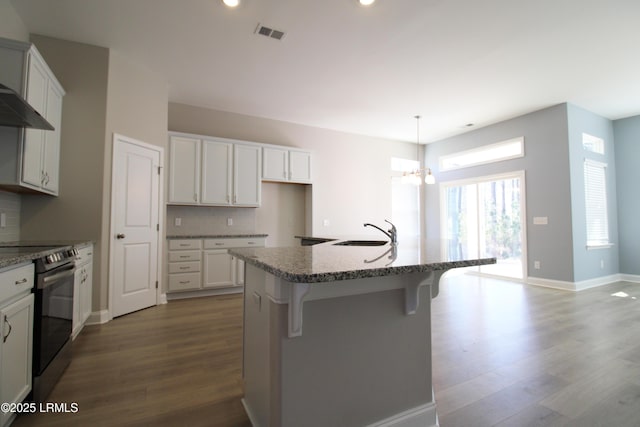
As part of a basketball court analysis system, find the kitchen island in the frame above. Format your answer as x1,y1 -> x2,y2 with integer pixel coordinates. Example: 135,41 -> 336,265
230,239 -> 494,427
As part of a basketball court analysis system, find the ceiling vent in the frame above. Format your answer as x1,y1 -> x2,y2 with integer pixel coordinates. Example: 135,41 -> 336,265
255,23 -> 286,41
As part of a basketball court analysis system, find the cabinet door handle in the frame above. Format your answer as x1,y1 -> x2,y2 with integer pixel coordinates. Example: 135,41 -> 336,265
3,315 -> 11,343
15,278 -> 28,285
116,233 -> 126,239
194,193 -> 198,202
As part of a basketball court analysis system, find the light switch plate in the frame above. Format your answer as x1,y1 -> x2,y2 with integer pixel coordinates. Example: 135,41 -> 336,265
533,216 -> 548,225
174,217 -> 182,226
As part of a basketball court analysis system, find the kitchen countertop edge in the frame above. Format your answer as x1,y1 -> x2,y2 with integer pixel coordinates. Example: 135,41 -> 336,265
230,247 -> 496,284
167,234 -> 269,239
0,240 -> 94,270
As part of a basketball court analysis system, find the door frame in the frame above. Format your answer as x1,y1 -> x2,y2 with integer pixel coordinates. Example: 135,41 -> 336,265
108,133 -> 165,320
439,170 -> 528,281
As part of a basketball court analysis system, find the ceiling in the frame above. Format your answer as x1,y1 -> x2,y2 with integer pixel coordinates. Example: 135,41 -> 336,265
10,0 -> 640,143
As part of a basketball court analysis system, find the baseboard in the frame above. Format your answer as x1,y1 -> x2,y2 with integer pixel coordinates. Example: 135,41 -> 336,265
159,292 -> 168,305
166,286 -> 243,301
619,274 -> 640,283
241,398 -> 259,427
527,274 -> 635,292
86,309 -> 110,325
367,402 -> 438,427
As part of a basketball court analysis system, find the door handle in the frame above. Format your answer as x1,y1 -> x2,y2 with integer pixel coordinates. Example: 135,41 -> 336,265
116,233 -> 126,239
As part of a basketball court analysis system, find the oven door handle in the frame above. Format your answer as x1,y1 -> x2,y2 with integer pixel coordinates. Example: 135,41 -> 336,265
39,263 -> 76,289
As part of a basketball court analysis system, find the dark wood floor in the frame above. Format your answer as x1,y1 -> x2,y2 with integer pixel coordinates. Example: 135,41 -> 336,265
13,274 -> 640,426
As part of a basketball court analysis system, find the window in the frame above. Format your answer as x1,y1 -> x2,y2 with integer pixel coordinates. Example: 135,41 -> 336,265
391,158 -> 420,238
582,133 -> 604,155
584,159 -> 609,247
440,137 -> 524,171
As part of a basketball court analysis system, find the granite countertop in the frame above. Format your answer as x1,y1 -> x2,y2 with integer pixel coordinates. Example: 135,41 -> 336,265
0,240 -> 93,269
167,234 -> 268,239
230,239 -> 496,283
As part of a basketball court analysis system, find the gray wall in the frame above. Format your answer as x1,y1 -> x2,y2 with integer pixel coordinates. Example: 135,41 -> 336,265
425,104 -> 574,282
0,0 -> 28,42
0,0 -> 27,238
566,104 -> 619,281
20,35 -> 168,312
614,116 -> 640,275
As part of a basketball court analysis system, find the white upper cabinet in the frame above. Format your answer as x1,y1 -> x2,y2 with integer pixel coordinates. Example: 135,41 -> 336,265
168,136 -> 200,204
168,133 -> 261,207
288,149 -> 312,183
234,144 -> 261,206
262,146 -> 312,184
0,38 -> 65,196
201,140 -> 232,205
262,147 -> 288,182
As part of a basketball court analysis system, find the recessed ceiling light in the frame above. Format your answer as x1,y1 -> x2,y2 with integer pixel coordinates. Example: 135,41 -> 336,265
359,0 -> 375,6
222,0 -> 240,7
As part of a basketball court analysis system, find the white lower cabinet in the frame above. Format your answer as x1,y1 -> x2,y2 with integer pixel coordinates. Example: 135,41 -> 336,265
167,237 -> 265,295
0,263 -> 34,427
72,244 -> 93,339
203,250 -> 235,288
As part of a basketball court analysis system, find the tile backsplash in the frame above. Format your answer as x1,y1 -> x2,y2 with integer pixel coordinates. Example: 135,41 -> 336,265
166,205 -> 256,236
0,190 -> 21,242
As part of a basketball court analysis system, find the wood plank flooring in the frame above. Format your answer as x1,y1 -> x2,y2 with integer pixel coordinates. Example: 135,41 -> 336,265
13,274 -> 640,426
13,294 -> 251,427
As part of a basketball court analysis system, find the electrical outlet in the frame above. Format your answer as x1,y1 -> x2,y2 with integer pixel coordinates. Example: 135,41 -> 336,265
227,218 -> 233,226
323,219 -> 330,227
534,261 -> 541,269
174,217 -> 182,227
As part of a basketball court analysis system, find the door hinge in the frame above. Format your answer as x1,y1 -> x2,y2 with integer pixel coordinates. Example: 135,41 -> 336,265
155,281 -> 158,289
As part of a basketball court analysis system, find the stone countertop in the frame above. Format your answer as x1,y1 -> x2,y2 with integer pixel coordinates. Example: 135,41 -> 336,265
167,234 -> 268,239
230,239 -> 496,283
0,240 -> 93,270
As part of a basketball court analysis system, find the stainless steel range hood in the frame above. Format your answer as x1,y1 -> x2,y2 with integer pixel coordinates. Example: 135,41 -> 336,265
0,83 -> 54,130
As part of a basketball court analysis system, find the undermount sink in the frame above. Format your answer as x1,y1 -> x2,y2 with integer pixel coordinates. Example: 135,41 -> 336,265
333,240 -> 388,246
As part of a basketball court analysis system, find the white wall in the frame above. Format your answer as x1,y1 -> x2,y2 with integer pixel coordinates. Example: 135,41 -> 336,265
168,103 -> 419,239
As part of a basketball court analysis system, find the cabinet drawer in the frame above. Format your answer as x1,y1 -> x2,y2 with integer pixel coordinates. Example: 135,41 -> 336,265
169,239 -> 202,250
168,250 -> 201,262
75,244 -> 93,265
168,261 -> 200,274
168,273 -> 201,292
204,238 -> 265,249
0,263 -> 34,304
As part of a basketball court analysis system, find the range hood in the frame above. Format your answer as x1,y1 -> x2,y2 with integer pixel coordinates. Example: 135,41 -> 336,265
0,83 -> 54,130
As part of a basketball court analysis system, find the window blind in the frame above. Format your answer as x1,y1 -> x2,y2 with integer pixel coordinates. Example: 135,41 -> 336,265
583,159 -> 609,246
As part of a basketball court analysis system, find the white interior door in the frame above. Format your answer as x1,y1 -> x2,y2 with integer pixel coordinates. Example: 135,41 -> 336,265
110,134 -> 162,318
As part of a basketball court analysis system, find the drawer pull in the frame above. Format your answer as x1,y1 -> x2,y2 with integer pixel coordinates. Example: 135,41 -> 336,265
179,244 -> 190,247
179,281 -> 190,284
3,315 -> 11,343
248,242 -> 255,245
15,278 -> 28,285
179,255 -> 190,258
215,243 -> 224,246
179,266 -> 190,270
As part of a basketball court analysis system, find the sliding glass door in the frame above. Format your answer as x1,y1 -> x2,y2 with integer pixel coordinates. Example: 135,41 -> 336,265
442,172 -> 526,279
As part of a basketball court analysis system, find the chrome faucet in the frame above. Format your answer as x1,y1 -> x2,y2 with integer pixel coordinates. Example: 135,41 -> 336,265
363,219 -> 398,245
